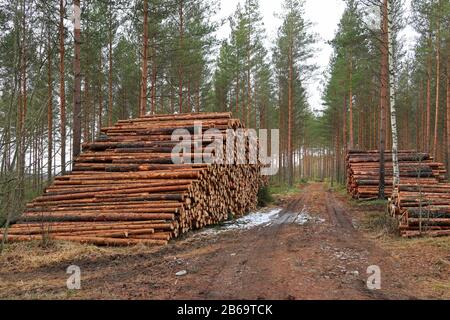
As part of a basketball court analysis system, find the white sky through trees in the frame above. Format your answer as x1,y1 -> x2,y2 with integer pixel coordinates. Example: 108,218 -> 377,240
216,0 -> 416,113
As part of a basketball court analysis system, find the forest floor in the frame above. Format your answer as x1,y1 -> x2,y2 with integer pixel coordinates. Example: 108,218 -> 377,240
0,182 -> 449,300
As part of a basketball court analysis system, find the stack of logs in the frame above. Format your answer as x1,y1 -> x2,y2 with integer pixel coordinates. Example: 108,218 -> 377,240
346,150 -> 447,199
389,183 -> 450,238
347,150 -> 450,238
0,112 -> 261,246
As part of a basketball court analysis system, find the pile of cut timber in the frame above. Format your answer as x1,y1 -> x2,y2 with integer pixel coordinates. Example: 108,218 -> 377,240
346,150 -> 447,199
389,184 -> 450,238
347,150 -> 450,238
0,112 -> 261,246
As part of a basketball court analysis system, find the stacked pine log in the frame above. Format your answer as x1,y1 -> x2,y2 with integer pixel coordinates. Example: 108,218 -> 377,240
389,184 -> 450,238
0,112 -> 261,246
346,150 -> 450,237
346,150 -> 447,199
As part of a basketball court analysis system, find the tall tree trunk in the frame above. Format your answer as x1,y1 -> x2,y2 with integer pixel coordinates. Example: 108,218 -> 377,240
278,81 -> 283,183
139,0 -> 148,116
433,17 -> 441,160
73,0 -> 82,159
343,94 -> 347,159
97,51 -> 103,136
196,80 -> 200,113
404,106 -> 409,148
359,107 -> 363,149
416,83 -> 422,150
170,84 -> 174,113
426,34 -> 432,152
235,72 -> 239,115
404,77 -> 410,148
38,122 -> 43,190
337,111 -> 342,183
418,82 -> 423,150
334,117 -> 339,184
122,87 -> 127,119
83,75 -> 90,142
348,55 -> 354,149
18,0 -> 27,200
187,78 -> 191,112
246,31 -> 251,127
59,0 -> 66,174
108,0 -> 114,123
287,43 -> 293,187
47,31 -> 53,182
378,0 -> 389,199
447,43 -> 450,177
151,33 -> 157,114
387,0 -> 400,188
386,100 -> 391,149
178,0 -> 184,113
253,85 -> 257,129
422,80 -> 427,149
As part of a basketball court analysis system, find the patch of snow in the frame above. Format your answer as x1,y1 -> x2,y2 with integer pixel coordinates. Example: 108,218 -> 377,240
295,206 -> 325,225
197,208 -> 282,236
223,208 -> 282,230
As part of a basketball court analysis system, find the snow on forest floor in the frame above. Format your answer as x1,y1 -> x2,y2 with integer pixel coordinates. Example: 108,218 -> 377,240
197,205 -> 324,237
223,208 -> 283,230
294,205 -> 325,225
197,208 -> 282,236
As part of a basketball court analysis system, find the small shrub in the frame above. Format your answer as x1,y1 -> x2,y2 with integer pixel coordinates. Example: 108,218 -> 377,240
257,185 -> 273,207
365,212 -> 399,236
40,231 -> 54,248
299,178 -> 308,184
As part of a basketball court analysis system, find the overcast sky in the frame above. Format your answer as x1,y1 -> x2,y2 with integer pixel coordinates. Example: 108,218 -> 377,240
216,0 -> 415,112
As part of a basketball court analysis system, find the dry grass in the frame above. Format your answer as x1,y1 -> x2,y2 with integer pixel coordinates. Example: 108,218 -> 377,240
429,279 -> 450,295
346,197 -> 450,300
376,236 -> 450,299
380,236 -> 450,251
0,240 -> 165,300
0,240 -> 159,274
360,211 -> 399,238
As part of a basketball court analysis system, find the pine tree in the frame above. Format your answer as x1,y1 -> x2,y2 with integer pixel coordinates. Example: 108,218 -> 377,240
72,0 -> 82,158
274,0 -> 315,186
59,0 -> 66,174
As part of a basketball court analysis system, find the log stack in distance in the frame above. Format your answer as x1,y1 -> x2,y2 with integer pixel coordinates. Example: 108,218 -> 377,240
389,183 -> 450,238
0,112 -> 261,246
346,150 -> 447,200
346,150 -> 450,238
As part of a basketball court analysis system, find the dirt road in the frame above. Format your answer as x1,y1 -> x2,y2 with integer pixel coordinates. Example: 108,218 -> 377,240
0,183 -> 449,299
